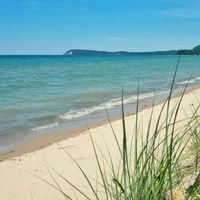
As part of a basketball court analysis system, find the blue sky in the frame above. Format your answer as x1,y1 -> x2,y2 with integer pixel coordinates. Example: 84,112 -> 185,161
0,0 -> 200,54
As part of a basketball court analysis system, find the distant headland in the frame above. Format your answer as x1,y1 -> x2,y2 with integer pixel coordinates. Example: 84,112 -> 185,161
64,45 -> 200,56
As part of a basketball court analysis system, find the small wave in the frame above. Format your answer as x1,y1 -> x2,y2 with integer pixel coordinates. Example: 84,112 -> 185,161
177,77 -> 200,85
31,122 -> 58,132
59,91 -> 166,120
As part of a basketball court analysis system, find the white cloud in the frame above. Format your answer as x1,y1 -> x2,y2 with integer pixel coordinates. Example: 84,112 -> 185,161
22,0 -> 43,10
65,27 -> 80,31
106,36 -> 129,42
164,8 -> 200,18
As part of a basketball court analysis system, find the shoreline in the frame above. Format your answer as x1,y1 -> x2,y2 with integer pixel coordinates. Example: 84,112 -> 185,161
0,106 -> 143,161
0,84 -> 199,162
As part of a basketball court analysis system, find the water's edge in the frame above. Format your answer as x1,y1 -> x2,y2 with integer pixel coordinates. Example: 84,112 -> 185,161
0,84 -> 199,161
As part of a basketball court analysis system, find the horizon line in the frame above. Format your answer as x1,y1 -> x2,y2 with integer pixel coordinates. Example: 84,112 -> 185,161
0,45 -> 197,56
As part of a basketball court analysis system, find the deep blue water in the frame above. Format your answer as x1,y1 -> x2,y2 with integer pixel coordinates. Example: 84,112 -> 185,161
0,55 -> 200,152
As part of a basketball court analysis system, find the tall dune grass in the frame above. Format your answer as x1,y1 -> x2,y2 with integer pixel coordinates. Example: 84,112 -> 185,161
43,61 -> 200,200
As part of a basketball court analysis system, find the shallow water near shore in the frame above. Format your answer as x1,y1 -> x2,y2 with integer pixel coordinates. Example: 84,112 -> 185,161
0,55 -> 200,153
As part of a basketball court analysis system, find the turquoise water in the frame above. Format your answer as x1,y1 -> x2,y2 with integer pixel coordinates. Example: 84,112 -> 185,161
0,55 -> 200,152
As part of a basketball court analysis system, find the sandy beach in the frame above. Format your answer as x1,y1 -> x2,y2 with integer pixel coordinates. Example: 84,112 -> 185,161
1,0 -> 200,198
0,87 -> 200,200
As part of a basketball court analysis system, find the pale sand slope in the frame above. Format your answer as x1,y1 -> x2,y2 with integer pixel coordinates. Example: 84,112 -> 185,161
0,88 -> 200,200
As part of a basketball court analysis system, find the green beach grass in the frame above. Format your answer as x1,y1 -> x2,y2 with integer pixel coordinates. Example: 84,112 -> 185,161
40,61 -> 200,200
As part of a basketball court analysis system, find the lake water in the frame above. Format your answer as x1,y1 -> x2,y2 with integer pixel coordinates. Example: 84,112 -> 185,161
0,55 -> 200,152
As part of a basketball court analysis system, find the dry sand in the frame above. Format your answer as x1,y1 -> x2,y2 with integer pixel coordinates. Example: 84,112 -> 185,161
0,88 -> 200,200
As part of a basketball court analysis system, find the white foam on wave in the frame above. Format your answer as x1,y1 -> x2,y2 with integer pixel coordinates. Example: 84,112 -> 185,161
60,91 -> 167,120
177,77 -> 200,85
31,122 -> 58,132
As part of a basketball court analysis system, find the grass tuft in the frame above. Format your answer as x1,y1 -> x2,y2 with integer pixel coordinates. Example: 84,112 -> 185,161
42,60 -> 200,200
